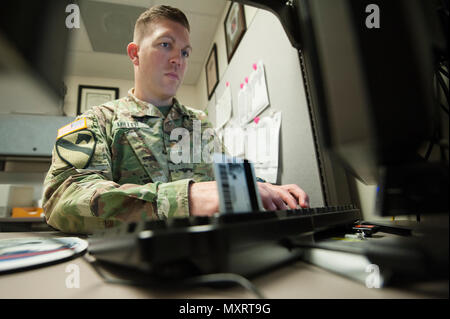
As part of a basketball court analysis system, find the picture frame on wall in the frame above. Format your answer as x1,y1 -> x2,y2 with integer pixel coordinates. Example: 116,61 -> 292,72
77,85 -> 119,115
206,43 -> 219,100
224,2 -> 246,63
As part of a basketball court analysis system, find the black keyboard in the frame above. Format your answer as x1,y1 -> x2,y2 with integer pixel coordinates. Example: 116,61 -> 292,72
87,206 -> 361,279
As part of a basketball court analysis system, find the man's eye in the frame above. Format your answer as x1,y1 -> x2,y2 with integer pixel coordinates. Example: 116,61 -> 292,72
160,42 -> 169,48
182,50 -> 190,58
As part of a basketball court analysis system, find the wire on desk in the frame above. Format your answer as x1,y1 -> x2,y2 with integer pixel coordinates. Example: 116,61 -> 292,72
83,253 -> 137,286
83,253 -> 266,299
181,273 -> 266,299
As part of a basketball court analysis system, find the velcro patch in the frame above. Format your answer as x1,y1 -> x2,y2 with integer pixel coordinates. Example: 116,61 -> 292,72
56,129 -> 96,169
57,118 -> 87,139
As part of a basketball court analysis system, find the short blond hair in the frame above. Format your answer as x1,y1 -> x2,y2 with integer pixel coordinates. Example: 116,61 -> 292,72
133,5 -> 190,44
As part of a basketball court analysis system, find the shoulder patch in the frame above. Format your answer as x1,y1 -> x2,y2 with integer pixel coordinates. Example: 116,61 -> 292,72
55,129 -> 96,169
57,118 -> 87,139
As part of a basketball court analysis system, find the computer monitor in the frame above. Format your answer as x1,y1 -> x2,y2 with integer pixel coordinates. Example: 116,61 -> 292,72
294,0 -> 448,216
241,0 -> 448,217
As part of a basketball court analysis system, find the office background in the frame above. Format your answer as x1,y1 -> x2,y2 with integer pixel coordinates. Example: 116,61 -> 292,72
0,0 -> 398,222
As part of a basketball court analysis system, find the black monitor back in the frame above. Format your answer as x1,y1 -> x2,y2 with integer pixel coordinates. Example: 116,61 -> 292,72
294,0 -> 448,216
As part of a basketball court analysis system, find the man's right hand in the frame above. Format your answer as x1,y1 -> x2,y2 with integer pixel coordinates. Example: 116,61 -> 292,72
188,181 -> 220,216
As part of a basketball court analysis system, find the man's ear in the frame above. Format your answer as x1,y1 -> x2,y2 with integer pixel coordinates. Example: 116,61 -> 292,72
127,42 -> 139,66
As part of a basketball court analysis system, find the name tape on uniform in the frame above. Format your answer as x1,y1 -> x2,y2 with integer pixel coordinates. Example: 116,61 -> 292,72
57,118 -> 87,139
115,121 -> 150,129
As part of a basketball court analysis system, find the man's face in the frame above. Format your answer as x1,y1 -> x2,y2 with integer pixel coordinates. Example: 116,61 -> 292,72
136,19 -> 191,103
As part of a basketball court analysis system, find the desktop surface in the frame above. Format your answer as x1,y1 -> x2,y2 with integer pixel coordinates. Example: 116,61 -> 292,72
0,229 -> 447,299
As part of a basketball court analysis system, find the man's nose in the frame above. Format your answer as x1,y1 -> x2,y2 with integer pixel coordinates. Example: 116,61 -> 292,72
169,50 -> 183,66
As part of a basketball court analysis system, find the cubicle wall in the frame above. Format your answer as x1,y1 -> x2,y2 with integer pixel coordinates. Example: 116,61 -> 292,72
206,9 -> 325,207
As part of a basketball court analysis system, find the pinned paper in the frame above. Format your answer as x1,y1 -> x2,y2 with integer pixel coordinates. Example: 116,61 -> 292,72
215,85 -> 232,129
222,119 -> 245,157
245,112 -> 281,183
237,60 -> 270,125
249,60 -> 269,119
238,84 -> 249,125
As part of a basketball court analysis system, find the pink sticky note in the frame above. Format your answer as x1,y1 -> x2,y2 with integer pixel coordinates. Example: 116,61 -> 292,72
254,116 -> 260,124
240,83 -> 244,89
226,81 -> 230,87
245,77 -> 249,84
253,63 -> 257,71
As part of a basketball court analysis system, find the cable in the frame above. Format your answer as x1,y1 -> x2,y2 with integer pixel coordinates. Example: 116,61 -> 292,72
439,66 -> 449,77
83,254 -> 139,286
83,253 -> 266,299
181,273 -> 266,299
424,140 -> 435,160
436,70 -> 449,107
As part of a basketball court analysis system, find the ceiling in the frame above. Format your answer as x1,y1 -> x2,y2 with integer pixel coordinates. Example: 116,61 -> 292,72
66,0 -> 227,85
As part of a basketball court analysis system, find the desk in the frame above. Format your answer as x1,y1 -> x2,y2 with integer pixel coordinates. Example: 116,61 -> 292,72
0,231 -> 447,299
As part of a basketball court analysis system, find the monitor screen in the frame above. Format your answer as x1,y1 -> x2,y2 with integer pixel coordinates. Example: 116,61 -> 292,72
291,0 -> 449,216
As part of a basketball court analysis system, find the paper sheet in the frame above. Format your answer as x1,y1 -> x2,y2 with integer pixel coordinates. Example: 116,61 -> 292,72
249,60 -> 270,119
221,118 -> 245,157
245,111 -> 281,183
215,85 -> 232,129
238,83 -> 250,126
237,60 -> 270,125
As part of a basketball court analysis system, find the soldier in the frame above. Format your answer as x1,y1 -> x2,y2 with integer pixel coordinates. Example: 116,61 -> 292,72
42,5 -> 309,234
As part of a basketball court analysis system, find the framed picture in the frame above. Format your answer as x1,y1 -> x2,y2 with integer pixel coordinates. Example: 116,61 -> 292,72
77,85 -> 119,115
206,43 -> 219,100
224,2 -> 246,63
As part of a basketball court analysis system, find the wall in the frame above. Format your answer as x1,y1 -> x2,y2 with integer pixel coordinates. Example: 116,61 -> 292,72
195,3 -> 258,111
195,5 -> 325,207
63,75 -> 200,116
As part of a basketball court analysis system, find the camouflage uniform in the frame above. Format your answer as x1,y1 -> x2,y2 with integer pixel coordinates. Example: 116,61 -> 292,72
42,89 -> 222,234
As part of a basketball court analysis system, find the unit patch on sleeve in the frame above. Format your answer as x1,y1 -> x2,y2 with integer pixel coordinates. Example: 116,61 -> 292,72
55,129 -> 96,169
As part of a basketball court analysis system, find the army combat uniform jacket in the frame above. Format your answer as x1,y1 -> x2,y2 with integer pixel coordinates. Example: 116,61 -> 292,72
42,89 -> 222,234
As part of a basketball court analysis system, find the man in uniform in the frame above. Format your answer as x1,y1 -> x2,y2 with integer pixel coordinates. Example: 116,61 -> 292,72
42,5 -> 309,234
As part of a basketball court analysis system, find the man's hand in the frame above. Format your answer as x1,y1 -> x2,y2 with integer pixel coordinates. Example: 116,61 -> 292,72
189,181 -> 310,216
257,182 -> 310,210
188,181 -> 220,216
